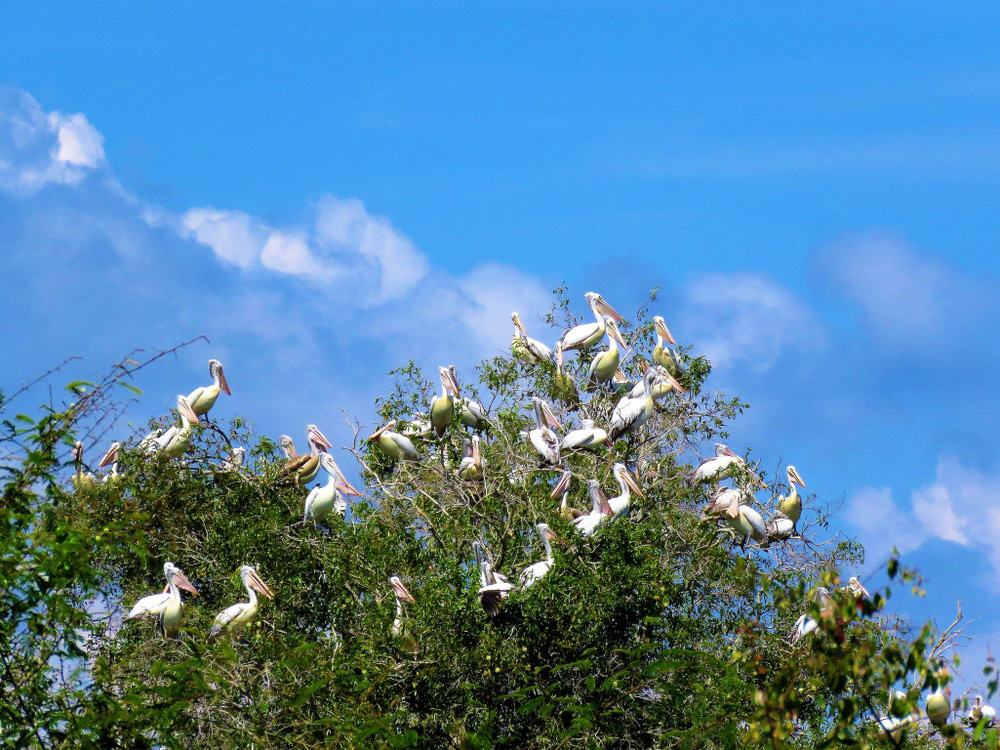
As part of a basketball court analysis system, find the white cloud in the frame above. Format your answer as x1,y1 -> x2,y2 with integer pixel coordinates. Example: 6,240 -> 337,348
260,230 -> 330,280
180,208 -> 265,269
48,111 -> 105,168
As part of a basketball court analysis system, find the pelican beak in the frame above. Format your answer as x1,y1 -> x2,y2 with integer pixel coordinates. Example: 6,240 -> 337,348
660,372 -> 687,394
594,296 -> 624,322
368,422 -> 390,442
721,445 -> 740,459
172,571 -> 199,596
73,442 -> 84,463
512,312 -> 526,336
550,470 -> 572,499
612,369 -> 629,384
177,396 -> 200,424
217,366 -> 231,396
392,579 -> 415,603
727,499 -> 741,520
623,470 -> 645,498
249,570 -> 275,600
540,401 -> 562,431
444,368 -> 461,397
309,426 -> 333,452
337,477 -> 363,497
607,319 -> 628,350
97,443 -> 119,468
790,467 -> 806,488
654,318 -> 675,345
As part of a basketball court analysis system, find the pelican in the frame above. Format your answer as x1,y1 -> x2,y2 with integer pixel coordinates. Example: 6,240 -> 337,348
790,586 -> 831,644
765,512 -> 795,542
845,576 -> 871,602
926,684 -> 951,728
368,420 -> 419,462
186,358 -> 231,417
519,523 -> 556,589
511,312 -> 553,364
208,565 -> 275,640
652,316 -> 681,377
430,366 -> 460,436
587,317 -> 628,387
968,695 -> 996,727
401,414 -> 432,437
152,395 -> 201,458
97,441 -> 121,484
607,463 -> 644,517
457,435 -> 482,480
702,487 -> 747,520
726,503 -> 767,544
560,418 -> 608,451
557,292 -> 624,352
444,366 -> 489,431
551,470 -> 586,521
776,465 -> 806,525
304,452 -> 362,525
474,542 -> 512,617
71,441 -> 96,489
125,562 -> 198,638
552,343 -> 579,404
689,444 -> 748,485
389,575 -> 415,638
280,425 -> 332,485
608,369 -> 662,441
527,397 -> 561,464
573,479 -> 613,537
628,365 -> 685,401
219,446 -> 246,473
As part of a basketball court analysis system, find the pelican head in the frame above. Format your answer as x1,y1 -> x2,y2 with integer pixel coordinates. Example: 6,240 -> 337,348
550,469 -> 572,499
72,441 -> 85,464
389,575 -> 415,603
531,397 -> 561,431
511,312 -> 527,336
715,443 -> 741,460
846,576 -> 870,600
652,366 -> 686,393
319,452 -> 362,496
163,562 -> 199,596
307,424 -> 332,452
208,359 -> 231,395
787,465 -> 806,488
605,317 -> 628,349
368,420 -> 396,442
228,446 -> 246,466
279,435 -> 296,457
98,441 -> 121,468
176,395 -> 200,424
240,565 -> 275,600
614,463 -> 645,498
536,522 -> 558,544
653,315 -> 677,346
437,365 -> 461,397
584,291 -> 624,322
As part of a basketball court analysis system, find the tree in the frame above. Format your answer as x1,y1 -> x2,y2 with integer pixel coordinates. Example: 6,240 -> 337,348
0,291 -> 990,748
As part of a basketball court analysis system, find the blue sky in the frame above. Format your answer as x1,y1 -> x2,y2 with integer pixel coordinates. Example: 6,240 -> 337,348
3,3 -> 999,690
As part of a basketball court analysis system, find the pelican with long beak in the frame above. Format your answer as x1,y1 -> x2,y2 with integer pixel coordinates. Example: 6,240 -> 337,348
552,342 -> 579,405
304,452 -> 362,524
458,435 -> 483,480
689,444 -> 748,485
573,479 -> 614,537
98,441 -> 121,484
519,523 -> 556,589
587,317 -> 629,387
280,425 -> 332,485
369,420 -> 419,462
968,695 -> 996,728
560,418 -> 608,451
607,463 -> 644,516
551,469 -> 586,520
702,487 -> 746,521
209,565 -> 275,640
430,366 -> 460,436
125,561 -> 198,638
447,365 -> 490,431
765,512 -> 795,543
652,316 -> 681,377
186,358 -> 231,417
608,369 -> 662,441
389,575 -> 415,638
629,365 -> 685,401
71,441 -> 96,489
726,503 -> 767,545
558,292 -> 624,352
527,397 -> 561,464
511,312 -> 553,364
152,395 -> 201,458
474,541 -> 513,617
776,465 -> 806,525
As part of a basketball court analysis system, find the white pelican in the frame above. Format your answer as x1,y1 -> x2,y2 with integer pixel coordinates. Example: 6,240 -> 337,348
702,487 -> 746,520
389,575 -> 415,638
444,366 -> 489,431
573,480 -> 613,537
149,395 -> 201,458
71,441 -> 96,489
553,343 -> 579,404
628,365 -> 685,401
368,420 -> 419,462
765,512 -> 795,542
458,435 -> 482,480
607,463 -> 644,517
968,695 -> 996,727
511,312 -> 553,364
652,316 -> 681,377
220,446 -> 246,473
474,541 -> 512,617
186,358 -> 231,417
560,418 -> 608,451
304,452 -> 362,525
208,565 -> 275,640
926,684 -> 951,728
551,470 -> 586,521
608,369 -> 662,441
726,503 -> 767,544
689,444 -> 753,485
125,562 -> 199,638
874,713 -> 917,741
845,576 -> 870,602
557,292 -> 624,352
790,586 -> 831,644
430,366 -> 460,436
527,397 -> 561,464
519,523 -> 556,589
776,465 -> 806,525
280,425 -> 332,485
587,317 -> 628,387
401,414 -> 432,437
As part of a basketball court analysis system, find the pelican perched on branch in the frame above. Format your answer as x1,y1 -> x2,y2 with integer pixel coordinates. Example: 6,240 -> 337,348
968,695 -> 996,728
608,369 -> 662,441
702,487 -> 746,521
587,317 -> 628,387
280,425 -> 332,485
790,586 -> 832,644
444,366 -> 490,431
125,562 -> 198,638
551,469 -> 586,520
458,435 -> 482,480
304,453 -> 361,525
186,359 -> 231,417
629,365 -> 685,401
765,512 -> 795,542
98,441 -> 121,484
558,292 -> 624,352
369,420 -> 419,462
652,316 -> 681,377
389,576 -> 415,638
511,312 -> 553,364
552,343 -> 579,405
690,444 -> 755,486
144,395 -> 201,458
527,397 -> 561,464
71,441 -> 96,489
560,418 -> 608,451
209,565 -> 274,640
607,463 -> 644,517
474,541 -> 512,617
430,366 -> 460,436
219,446 -> 246,473
726,503 -> 767,545
519,523 -> 556,589
573,480 -> 613,537
776,465 -> 806,525
401,414 -> 432,437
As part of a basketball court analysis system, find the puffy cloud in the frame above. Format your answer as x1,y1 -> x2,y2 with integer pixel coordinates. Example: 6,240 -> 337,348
180,208 -> 266,269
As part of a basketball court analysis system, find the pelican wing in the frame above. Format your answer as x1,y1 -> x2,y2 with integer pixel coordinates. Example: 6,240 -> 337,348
609,396 -> 646,440
389,432 -> 419,460
528,428 -> 560,463
126,591 -> 171,620
209,602 -> 248,640
559,321 -> 600,351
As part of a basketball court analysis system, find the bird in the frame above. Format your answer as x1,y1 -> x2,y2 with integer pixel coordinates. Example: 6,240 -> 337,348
474,541 -> 512,617
702,487 -> 748,520
144,395 -> 201,458
776,465 -> 806,525
511,311 -> 553,364
651,316 -> 681,377
97,441 -> 121,484
208,565 -> 275,640
552,342 -> 579,405
125,562 -> 199,638
304,452 -> 362,525
401,414 -> 433,437
608,369 -> 663,441
551,469 -> 587,521
790,586 -> 832,644
71,441 -> 96,489
558,292 -> 624,352
587,316 -> 628,387
628,365 -> 685,401
560,418 -> 608,451
764,512 -> 795,543
389,575 -> 415,638
726,503 -> 767,545
186,358 -> 231,417
368,420 -> 419,462
219,446 -> 246,473
430,366 -> 460,436
689,444 -> 756,486
607,463 -> 644,516
457,435 -> 482,480
845,576 -> 871,602
926,684 -> 952,728
526,397 -> 561,464
573,479 -> 613,537
967,695 -> 996,728
519,523 -> 556,589
280,425 -> 332,485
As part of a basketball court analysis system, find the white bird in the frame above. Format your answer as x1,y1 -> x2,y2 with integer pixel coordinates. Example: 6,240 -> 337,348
968,695 -> 996,727
389,575 -> 415,638
557,291 -> 624,352
71,441 -> 96,489
607,463 -> 644,516
519,523 -> 556,589
186,358 -> 231,417
219,446 -> 246,473
280,425 -> 333,485
628,364 -> 685,401
573,479 -> 614,537
97,441 -> 121,483
702,487 -> 748,520
690,444 -> 751,485
430,366 -> 461,436
458,435 -> 483,480
401,414 -> 433,437
790,586 -> 832,644
146,395 -> 201,458
609,369 -> 663,441
551,469 -> 587,521
125,562 -> 199,638
369,420 -> 419,462
765,512 -> 795,542
845,576 -> 871,602
726,503 -> 767,545
777,465 -> 806,525
304,452 -> 362,525
651,316 -> 681,377
527,397 -> 561,464
587,316 -> 628,387
560,418 -> 608,451
511,311 -> 553,363
208,565 -> 275,640
474,541 -> 513,617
